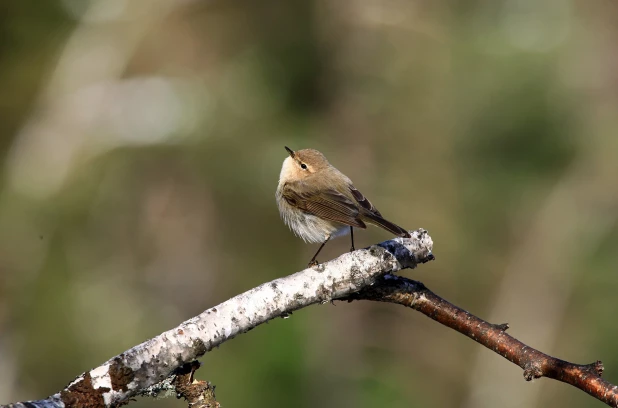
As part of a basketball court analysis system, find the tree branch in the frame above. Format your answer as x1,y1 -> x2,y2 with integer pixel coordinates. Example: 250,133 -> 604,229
1,229 -> 434,408
345,275 -> 618,407
3,228 -> 617,408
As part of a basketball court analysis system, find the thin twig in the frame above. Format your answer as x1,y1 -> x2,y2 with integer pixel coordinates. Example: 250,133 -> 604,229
346,275 -> 618,407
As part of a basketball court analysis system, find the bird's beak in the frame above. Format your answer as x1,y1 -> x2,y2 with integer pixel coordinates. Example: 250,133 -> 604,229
284,146 -> 295,158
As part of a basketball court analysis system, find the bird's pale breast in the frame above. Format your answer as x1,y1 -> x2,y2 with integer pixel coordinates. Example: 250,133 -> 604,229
276,187 -> 348,243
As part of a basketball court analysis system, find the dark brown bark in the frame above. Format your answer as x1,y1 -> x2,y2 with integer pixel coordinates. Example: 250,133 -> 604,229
346,275 -> 618,407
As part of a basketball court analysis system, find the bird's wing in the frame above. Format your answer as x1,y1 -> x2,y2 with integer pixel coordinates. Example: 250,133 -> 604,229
349,185 -> 410,238
281,183 -> 367,229
349,186 -> 382,217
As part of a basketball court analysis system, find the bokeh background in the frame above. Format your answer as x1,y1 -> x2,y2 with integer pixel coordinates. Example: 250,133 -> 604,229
1,1 -> 617,407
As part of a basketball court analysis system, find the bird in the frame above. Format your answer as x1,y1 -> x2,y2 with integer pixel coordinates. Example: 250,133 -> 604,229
276,146 -> 410,266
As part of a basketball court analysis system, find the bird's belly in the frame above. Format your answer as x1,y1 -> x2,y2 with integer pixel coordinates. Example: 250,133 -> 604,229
284,210 -> 348,243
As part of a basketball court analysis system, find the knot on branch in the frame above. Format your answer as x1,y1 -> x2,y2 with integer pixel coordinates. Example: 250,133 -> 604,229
492,323 -> 510,331
523,362 -> 543,381
173,361 -> 220,408
584,360 -> 604,377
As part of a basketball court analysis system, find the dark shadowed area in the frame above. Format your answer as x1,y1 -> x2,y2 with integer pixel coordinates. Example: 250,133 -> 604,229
1,1 -> 617,407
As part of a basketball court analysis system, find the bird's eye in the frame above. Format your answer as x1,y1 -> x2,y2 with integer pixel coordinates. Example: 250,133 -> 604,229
300,163 -> 308,170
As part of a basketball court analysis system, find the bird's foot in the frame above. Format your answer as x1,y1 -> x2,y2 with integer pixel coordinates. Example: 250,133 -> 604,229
308,260 -> 319,267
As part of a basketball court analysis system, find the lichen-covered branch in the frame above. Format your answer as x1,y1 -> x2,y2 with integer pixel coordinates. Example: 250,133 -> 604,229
5,227 -> 616,408
346,275 -> 618,407
1,229 -> 434,408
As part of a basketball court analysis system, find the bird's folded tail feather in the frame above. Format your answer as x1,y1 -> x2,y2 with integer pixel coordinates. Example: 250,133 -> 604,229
362,212 -> 410,238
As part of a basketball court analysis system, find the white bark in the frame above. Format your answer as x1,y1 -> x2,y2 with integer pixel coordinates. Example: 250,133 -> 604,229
2,229 -> 433,408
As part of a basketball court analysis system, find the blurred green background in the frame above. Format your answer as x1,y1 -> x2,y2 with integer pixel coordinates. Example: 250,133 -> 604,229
1,1 -> 617,407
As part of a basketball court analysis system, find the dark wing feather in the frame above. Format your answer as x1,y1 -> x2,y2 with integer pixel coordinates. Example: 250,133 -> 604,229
350,186 -> 382,217
349,186 -> 410,238
282,184 -> 367,229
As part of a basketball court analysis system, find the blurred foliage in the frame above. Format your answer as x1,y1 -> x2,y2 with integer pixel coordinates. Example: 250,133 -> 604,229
1,1 -> 617,407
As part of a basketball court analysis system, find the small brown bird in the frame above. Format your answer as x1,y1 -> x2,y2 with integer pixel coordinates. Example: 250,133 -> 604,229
276,147 -> 410,266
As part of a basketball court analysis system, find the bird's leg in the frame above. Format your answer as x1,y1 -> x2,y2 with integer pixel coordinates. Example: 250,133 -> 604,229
308,235 -> 330,267
349,227 -> 355,252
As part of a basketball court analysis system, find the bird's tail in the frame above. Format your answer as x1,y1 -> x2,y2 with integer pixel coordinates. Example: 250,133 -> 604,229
362,213 -> 410,238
